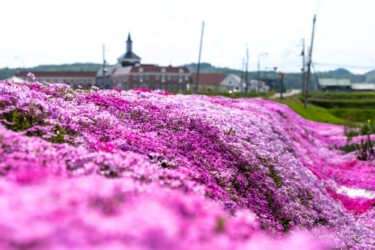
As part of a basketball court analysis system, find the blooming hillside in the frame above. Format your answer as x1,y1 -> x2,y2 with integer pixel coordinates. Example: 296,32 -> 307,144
0,80 -> 374,250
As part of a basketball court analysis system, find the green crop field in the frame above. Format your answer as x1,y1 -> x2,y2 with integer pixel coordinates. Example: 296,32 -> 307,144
277,92 -> 375,125
277,97 -> 345,125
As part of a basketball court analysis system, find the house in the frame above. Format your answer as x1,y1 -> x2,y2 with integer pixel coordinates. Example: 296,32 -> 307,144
221,74 -> 243,92
318,78 -> 375,92
192,73 -> 269,93
15,71 -> 97,88
319,78 -> 351,91
247,79 -> 270,93
111,64 -> 190,92
96,65 -> 117,89
191,73 -> 242,92
191,73 -> 226,92
351,83 -> 375,91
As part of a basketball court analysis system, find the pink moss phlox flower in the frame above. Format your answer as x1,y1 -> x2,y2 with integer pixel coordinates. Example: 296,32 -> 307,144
113,87 -> 121,93
26,72 -> 36,81
0,80 -> 374,249
90,141 -> 118,153
134,88 -> 152,93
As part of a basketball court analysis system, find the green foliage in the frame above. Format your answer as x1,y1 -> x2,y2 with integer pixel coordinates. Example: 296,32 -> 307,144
48,127 -> 67,144
360,120 -> 375,135
268,164 -> 283,188
0,109 -> 78,144
330,108 -> 375,123
308,98 -> 375,109
299,190 -> 314,207
343,121 -> 375,160
258,156 -> 283,188
0,109 -> 44,131
265,192 -> 292,232
309,92 -> 375,100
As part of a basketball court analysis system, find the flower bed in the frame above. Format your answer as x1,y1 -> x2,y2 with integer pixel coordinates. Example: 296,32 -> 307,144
0,80 -> 374,249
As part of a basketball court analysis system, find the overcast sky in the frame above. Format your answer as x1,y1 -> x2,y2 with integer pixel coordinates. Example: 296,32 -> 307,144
1,0 -> 375,73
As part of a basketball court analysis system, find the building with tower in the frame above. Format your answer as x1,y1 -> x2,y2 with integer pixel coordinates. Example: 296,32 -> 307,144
96,33 -> 191,92
118,34 -> 141,67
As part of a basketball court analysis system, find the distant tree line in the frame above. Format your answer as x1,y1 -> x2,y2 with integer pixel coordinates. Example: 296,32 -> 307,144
0,62 -> 373,90
0,63 -> 101,80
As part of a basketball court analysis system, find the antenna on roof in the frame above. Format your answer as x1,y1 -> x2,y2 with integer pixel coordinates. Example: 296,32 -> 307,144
195,21 -> 205,93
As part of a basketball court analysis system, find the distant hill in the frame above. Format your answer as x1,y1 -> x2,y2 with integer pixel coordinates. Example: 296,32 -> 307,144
183,63 -> 242,75
365,70 -> 375,83
29,63 -> 101,72
0,63 -> 101,80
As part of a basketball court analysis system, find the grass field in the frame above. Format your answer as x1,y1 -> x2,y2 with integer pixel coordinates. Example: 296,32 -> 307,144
277,97 -> 346,125
275,92 -> 375,125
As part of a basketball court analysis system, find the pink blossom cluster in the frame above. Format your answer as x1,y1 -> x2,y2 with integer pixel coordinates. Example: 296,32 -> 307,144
26,72 -> 35,81
0,80 -> 374,249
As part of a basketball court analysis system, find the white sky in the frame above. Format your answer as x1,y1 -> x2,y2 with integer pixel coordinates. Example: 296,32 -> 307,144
1,0 -> 375,73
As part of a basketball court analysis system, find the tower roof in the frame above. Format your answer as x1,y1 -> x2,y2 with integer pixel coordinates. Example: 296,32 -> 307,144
118,33 -> 141,67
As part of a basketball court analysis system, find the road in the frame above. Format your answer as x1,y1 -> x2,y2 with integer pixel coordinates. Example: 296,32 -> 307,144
271,89 -> 301,99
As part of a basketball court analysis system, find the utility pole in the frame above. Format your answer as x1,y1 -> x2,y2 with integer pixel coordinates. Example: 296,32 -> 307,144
301,38 -> 307,108
241,57 -> 245,93
305,14 -> 317,105
102,44 -> 107,88
257,52 -> 267,93
195,21 -> 205,93
273,66 -> 278,92
279,72 -> 285,99
245,45 -> 249,93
